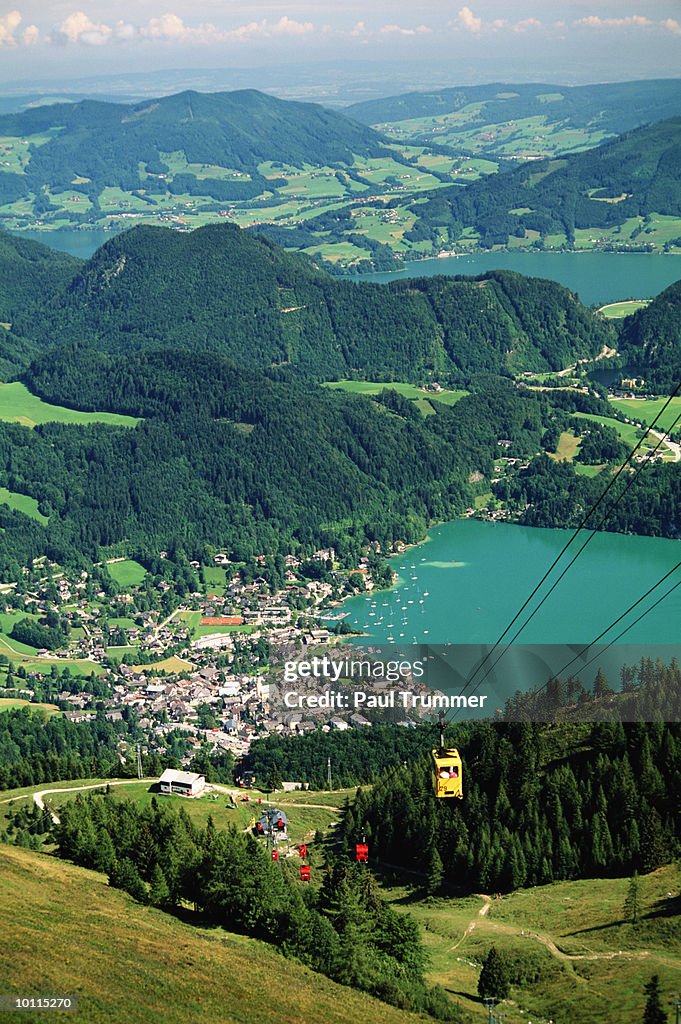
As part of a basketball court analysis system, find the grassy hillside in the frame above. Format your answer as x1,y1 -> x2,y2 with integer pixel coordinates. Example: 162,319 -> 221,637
348,79 -> 681,160
0,844 -> 421,1024
387,866 -> 681,1023
398,115 -> 681,252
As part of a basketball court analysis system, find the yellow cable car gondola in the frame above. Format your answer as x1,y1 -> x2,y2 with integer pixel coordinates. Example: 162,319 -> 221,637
432,714 -> 463,799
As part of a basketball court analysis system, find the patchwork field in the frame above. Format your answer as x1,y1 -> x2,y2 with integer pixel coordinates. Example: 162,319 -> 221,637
324,380 -> 468,415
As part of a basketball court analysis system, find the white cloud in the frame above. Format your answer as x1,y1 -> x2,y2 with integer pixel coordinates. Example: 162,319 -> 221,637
58,10 -> 113,45
0,9 -> 21,47
662,18 -> 681,34
574,15 -> 653,29
380,23 -> 432,36
22,22 -> 38,44
141,13 -> 313,43
514,17 -> 542,33
351,20 -> 367,37
454,6 -> 482,33
491,19 -> 508,31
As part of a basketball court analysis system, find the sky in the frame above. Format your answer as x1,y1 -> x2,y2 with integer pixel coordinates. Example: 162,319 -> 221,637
0,2 -> 680,89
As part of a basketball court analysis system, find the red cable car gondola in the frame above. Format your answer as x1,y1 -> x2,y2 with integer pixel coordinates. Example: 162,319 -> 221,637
300,865 -> 311,882
298,843 -> 307,858
271,849 -> 279,862
355,842 -> 369,863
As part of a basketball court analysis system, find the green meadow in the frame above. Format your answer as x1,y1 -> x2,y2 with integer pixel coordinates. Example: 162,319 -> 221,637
0,383 -> 140,429
324,380 -> 468,414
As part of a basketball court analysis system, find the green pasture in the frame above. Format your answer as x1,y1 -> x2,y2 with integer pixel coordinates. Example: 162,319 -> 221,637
0,487 -> 47,524
0,383 -> 140,429
609,395 -> 681,434
104,559 -> 147,587
598,300 -> 650,318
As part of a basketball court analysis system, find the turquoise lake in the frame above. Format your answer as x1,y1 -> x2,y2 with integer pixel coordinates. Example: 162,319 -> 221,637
366,251 -> 681,307
14,229 -> 681,308
338,520 -> 681,646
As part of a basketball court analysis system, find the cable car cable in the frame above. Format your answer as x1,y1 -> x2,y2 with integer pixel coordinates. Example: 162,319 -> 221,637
504,560 -> 681,715
450,382 -> 681,700
446,407 -> 681,711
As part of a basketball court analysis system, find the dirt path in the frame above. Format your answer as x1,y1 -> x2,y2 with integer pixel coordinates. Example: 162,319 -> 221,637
30,779 -> 155,825
449,895 -> 680,970
448,894 -> 492,950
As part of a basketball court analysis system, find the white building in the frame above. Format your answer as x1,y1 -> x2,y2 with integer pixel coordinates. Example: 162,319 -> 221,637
159,768 -> 206,797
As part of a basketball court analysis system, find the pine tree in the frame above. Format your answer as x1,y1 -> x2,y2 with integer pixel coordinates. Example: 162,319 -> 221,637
149,863 -> 170,906
425,846 -> 444,895
624,871 -> 641,925
642,975 -> 667,1024
478,945 -> 511,1000
640,809 -> 668,873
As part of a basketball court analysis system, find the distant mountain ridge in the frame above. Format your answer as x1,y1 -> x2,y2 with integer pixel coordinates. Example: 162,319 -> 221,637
347,79 -> 681,145
0,88 -> 385,205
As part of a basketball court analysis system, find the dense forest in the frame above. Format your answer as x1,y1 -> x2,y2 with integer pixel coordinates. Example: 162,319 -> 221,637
2,355 -> 559,575
244,723 -> 439,789
396,115 -> 681,248
0,90 -> 386,202
494,454 -> 681,538
342,716 -> 681,892
51,792 -> 458,1020
618,279 -> 681,389
0,706 -> 140,789
7,223 -> 613,381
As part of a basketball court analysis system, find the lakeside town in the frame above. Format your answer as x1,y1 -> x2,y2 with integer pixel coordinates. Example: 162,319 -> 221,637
0,540 -> 441,772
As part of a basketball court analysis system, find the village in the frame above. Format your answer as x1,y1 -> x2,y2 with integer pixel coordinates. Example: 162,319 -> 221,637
0,539 -> 435,774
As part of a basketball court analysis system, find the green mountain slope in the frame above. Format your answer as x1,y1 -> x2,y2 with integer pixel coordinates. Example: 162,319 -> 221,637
347,79 -> 681,158
0,230 -> 79,319
617,278 -> 681,388
0,845 -> 421,1024
19,222 -> 612,379
0,230 -> 80,378
0,89 -> 385,203
398,115 -> 681,249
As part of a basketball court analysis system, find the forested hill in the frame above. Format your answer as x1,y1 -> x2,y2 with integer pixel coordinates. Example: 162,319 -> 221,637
346,79 -> 681,139
0,230 -> 79,320
398,115 -> 681,248
15,222 -> 613,380
343,718 -> 681,893
618,279 -> 681,389
0,89 -> 386,205
0,230 -> 81,378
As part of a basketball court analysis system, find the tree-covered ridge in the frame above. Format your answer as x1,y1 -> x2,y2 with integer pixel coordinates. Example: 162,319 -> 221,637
617,279 -> 681,390
398,115 -> 681,248
347,79 -> 681,142
1,354 -> 555,574
0,707 -> 136,789
14,222 -> 613,380
343,718 -> 681,893
0,89 -> 386,203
